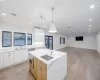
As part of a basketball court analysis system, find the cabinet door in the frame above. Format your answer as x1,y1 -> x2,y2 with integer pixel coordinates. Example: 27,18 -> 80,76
41,61 -> 47,80
14,49 -> 28,64
14,50 -> 22,64
20,49 -> 28,61
37,59 -> 42,80
37,59 -> 47,80
4,52 -> 13,67
0,52 -> 3,68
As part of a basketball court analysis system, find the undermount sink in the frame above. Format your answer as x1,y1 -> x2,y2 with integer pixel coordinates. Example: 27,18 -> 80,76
41,55 -> 54,61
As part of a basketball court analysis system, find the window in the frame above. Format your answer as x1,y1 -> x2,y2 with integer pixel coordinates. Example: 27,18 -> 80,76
2,31 -> 12,47
14,32 -> 26,46
27,33 -> 32,45
60,37 -> 65,44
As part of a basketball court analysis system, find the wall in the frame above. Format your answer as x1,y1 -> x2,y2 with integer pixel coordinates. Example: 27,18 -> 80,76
67,35 -> 97,50
45,32 -> 67,50
0,22 -> 34,49
96,32 -> 100,53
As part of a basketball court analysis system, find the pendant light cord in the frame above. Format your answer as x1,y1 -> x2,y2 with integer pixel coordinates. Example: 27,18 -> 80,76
51,7 -> 54,23
40,16 -> 42,25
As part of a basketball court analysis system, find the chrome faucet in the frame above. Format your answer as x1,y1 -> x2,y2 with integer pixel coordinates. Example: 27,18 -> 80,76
20,45 -> 22,49
51,50 -> 53,55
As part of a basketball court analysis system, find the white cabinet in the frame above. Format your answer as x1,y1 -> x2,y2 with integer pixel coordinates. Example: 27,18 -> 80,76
4,52 -> 13,67
0,48 -> 28,69
14,49 -> 28,64
14,50 -> 22,64
0,52 -> 3,69
34,28 -> 45,42
21,49 -> 28,61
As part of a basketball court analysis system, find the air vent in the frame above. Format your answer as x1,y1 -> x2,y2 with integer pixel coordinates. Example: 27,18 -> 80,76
68,27 -> 71,28
11,13 -> 17,16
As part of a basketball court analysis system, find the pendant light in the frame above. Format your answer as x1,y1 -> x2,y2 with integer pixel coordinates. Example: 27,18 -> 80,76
49,7 -> 57,33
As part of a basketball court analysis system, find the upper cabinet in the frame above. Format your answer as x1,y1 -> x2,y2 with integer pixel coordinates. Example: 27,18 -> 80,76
34,28 -> 44,42
34,28 -> 45,47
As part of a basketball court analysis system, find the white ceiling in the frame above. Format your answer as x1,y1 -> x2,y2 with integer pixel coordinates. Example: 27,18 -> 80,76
0,0 -> 100,36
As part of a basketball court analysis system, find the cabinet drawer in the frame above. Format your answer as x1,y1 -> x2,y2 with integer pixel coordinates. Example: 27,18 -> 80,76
4,52 -> 13,67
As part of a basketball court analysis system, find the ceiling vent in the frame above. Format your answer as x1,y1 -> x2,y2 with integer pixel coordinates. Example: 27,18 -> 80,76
11,13 -> 17,16
68,27 -> 71,28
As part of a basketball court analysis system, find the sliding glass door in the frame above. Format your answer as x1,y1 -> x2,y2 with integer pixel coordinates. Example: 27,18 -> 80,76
45,36 -> 53,50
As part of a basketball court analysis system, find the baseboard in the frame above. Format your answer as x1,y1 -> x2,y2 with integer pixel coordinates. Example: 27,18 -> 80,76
0,60 -> 28,71
97,50 -> 100,53
67,46 -> 97,50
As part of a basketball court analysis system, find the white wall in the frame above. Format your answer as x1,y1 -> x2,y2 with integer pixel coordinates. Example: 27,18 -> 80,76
45,33 -> 67,50
96,32 -> 100,53
0,22 -> 34,49
67,35 -> 97,50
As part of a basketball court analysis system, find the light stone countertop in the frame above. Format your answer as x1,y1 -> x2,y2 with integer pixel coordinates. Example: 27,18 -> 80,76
29,49 -> 67,65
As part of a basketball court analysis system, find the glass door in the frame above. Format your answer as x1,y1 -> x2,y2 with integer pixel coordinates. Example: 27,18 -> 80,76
45,36 -> 53,50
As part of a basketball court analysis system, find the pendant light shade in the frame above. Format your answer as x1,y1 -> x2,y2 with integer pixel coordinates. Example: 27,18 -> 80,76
49,22 -> 57,33
49,7 -> 57,33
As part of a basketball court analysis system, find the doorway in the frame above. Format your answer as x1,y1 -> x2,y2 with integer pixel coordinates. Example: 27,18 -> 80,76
45,36 -> 53,50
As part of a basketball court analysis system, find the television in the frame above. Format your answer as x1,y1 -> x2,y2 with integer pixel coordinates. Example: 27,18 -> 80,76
76,36 -> 83,41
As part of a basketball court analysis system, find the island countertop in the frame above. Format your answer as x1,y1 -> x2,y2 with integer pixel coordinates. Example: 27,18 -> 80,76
29,49 -> 67,64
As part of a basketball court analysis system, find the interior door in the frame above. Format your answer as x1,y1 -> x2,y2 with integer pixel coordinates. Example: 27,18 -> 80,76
45,36 -> 53,50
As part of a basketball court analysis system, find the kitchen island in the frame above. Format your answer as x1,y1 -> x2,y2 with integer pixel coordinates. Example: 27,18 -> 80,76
29,49 -> 67,80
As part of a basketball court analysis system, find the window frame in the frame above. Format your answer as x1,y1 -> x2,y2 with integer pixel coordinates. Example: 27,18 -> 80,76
60,37 -> 65,44
27,33 -> 32,45
14,32 -> 26,46
2,31 -> 12,47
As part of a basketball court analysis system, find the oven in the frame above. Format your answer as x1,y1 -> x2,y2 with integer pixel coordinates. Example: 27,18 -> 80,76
28,53 -> 35,69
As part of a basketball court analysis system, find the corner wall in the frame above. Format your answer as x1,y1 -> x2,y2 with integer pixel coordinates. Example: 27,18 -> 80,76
67,35 -> 97,50
96,32 -> 100,53
45,33 -> 67,50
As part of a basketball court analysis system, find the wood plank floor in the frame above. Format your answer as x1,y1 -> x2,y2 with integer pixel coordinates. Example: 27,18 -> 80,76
0,47 -> 100,80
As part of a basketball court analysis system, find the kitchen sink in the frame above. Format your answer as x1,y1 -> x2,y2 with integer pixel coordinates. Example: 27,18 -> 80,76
41,55 -> 54,61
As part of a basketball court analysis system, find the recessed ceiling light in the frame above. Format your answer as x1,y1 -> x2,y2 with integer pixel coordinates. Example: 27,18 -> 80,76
73,30 -> 75,32
0,0 -> 4,2
89,25 -> 92,27
30,21 -> 32,24
89,18 -> 92,22
2,13 -> 6,16
90,5 -> 95,9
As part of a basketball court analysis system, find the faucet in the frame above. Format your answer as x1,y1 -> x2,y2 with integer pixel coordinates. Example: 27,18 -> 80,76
20,45 -> 22,49
50,49 -> 53,55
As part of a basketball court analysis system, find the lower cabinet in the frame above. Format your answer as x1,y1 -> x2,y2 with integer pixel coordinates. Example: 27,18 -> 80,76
14,49 -> 28,64
0,52 -> 3,69
37,59 -> 47,80
14,50 -> 22,64
29,58 -> 47,80
4,52 -> 13,67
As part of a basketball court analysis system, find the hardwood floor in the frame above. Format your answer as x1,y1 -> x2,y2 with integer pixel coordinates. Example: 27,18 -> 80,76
59,47 -> 100,80
0,62 -> 35,80
0,47 -> 100,80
